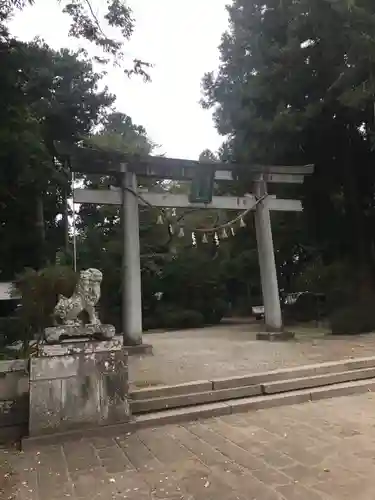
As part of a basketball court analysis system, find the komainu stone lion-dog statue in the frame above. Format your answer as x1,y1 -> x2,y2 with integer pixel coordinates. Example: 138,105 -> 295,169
53,268 -> 102,326
44,268 -> 115,344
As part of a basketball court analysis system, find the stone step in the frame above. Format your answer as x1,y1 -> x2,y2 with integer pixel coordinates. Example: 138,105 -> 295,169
131,366 -> 375,414
130,380 -> 215,401
22,376 -> 375,450
131,384 -> 262,414
211,356 -> 375,390
130,355 -> 375,402
263,366 -> 375,394
133,377 -> 375,430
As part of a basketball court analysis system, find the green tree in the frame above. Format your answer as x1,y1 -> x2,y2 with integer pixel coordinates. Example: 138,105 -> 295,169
88,112 -> 155,155
1,0 -> 150,77
0,36 -> 114,279
202,0 -> 375,299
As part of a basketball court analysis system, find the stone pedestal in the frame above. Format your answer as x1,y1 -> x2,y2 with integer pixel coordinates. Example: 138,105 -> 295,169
44,324 -> 116,344
29,336 -> 130,437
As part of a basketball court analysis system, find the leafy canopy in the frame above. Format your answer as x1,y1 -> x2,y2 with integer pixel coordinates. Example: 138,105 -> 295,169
1,0 -> 151,78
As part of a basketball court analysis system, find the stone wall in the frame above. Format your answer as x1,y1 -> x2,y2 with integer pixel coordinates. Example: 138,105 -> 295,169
0,359 -> 29,442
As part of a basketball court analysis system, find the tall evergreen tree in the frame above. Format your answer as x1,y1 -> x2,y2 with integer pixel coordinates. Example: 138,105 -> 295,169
202,0 -> 375,295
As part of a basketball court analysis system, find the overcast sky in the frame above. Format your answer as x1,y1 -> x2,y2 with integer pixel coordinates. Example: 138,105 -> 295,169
9,0 -> 229,160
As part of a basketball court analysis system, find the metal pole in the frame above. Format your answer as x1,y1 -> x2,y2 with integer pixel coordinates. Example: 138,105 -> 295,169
254,177 -> 283,331
121,164 -> 143,345
72,172 -> 77,272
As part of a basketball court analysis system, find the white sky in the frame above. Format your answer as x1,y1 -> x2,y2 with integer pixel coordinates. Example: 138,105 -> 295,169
9,0 -> 230,160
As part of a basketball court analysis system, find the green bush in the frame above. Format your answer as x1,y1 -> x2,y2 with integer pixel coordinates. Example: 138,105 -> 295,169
162,309 -> 205,330
199,298 -> 227,325
0,316 -> 24,346
330,300 -> 375,334
0,316 -> 33,359
283,293 -> 326,324
142,316 -> 157,331
157,251 -> 227,320
14,265 -> 78,337
144,307 -> 205,330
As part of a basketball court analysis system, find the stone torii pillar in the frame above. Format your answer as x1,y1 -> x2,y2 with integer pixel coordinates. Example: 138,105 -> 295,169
254,177 -> 283,337
121,165 -> 143,345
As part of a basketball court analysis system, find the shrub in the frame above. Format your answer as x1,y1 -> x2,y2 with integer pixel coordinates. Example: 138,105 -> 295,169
162,309 -> 205,330
145,306 -> 205,331
330,300 -> 375,335
142,316 -> 158,331
14,265 -> 78,338
0,316 -> 24,346
0,316 -> 33,359
199,298 -> 227,325
283,293 -> 326,324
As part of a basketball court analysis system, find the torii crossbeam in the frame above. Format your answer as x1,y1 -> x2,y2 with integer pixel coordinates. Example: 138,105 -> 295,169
58,143 -> 314,345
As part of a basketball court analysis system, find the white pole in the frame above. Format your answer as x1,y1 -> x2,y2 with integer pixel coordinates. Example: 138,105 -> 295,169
121,165 -> 143,345
72,172 -> 77,272
254,178 -> 283,331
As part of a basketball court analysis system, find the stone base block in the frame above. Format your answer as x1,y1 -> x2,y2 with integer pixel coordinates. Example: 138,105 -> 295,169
44,324 -> 116,344
123,343 -> 153,356
256,331 -> 295,342
38,336 -> 122,357
29,337 -> 130,437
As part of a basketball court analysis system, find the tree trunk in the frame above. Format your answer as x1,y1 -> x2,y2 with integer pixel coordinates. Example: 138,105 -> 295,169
342,148 -> 373,296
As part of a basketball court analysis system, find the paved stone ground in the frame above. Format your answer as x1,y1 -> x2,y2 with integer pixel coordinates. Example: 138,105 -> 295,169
3,392 -> 375,499
129,323 -> 375,388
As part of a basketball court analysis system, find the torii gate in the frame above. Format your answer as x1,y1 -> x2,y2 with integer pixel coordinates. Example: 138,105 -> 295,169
60,144 -> 313,345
